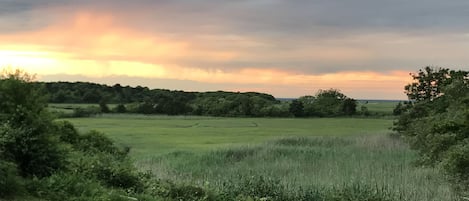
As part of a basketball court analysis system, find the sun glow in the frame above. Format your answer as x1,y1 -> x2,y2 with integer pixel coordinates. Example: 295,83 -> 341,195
0,11 -> 412,99
0,50 -> 59,68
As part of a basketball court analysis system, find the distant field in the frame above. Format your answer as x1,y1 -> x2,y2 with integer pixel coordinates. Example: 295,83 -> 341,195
357,100 -> 401,115
64,115 -> 393,158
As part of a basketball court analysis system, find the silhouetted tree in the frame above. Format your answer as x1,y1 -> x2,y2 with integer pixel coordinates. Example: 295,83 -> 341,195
289,99 -> 304,117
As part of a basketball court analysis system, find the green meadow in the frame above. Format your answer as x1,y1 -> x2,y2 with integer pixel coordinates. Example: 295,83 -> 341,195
357,100 -> 401,115
63,114 -> 459,201
65,115 -> 392,158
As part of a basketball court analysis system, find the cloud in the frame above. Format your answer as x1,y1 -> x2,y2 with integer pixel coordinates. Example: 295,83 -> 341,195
1,0 -> 469,99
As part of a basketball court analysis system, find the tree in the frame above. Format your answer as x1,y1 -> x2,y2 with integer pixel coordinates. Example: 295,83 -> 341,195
99,98 -> 110,113
0,69 -> 67,177
395,67 -> 469,192
298,96 -> 316,116
341,98 -> 357,115
114,104 -> 127,113
289,99 -> 304,117
404,66 -> 468,102
313,89 -> 348,117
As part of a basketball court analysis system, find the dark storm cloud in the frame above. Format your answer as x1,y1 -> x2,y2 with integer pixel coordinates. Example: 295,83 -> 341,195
5,0 -> 469,35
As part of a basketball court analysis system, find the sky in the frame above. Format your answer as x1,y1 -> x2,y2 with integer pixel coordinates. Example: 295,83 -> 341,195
1,0 -> 469,99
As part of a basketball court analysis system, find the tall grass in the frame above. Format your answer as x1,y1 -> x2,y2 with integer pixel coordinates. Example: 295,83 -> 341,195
139,135 -> 459,201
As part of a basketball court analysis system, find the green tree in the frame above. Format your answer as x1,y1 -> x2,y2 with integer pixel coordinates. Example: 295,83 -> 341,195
99,98 -> 110,113
298,96 -> 316,116
114,104 -> 127,113
341,98 -> 357,115
392,102 -> 406,116
313,89 -> 347,117
0,69 -> 67,177
395,67 -> 469,193
289,99 -> 304,117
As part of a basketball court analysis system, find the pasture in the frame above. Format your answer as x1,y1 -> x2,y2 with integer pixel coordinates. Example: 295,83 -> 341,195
63,114 -> 459,201
357,100 -> 401,115
64,115 -> 392,158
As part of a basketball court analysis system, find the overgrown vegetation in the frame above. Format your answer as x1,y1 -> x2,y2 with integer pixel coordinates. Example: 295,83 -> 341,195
41,81 -> 364,118
2,67 -> 466,200
142,136 -> 457,201
0,69 -> 402,201
0,69 -> 148,200
290,89 -> 357,117
393,66 -> 469,195
42,81 -> 288,117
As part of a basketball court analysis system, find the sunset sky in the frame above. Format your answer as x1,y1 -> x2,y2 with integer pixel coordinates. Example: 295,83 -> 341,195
1,0 -> 469,99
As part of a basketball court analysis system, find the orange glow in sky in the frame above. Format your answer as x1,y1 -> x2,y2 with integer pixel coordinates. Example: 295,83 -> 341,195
0,11 -> 422,99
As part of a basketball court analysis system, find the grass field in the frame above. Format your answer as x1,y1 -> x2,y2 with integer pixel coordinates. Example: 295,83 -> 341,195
64,115 -> 393,158
63,114 -> 459,200
357,100 -> 401,115
146,136 -> 457,201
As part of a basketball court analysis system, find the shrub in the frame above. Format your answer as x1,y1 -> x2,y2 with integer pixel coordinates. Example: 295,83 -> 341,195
92,154 -> 143,190
0,124 -> 68,177
442,140 -> 469,192
114,104 -> 127,113
28,173 -> 129,201
0,160 -> 24,198
72,106 -> 101,117
76,130 -> 128,156
70,130 -> 143,191
53,120 -> 80,145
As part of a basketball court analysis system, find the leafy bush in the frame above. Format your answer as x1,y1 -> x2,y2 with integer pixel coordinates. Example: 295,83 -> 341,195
114,104 -> 128,113
0,160 -> 24,198
0,70 -> 69,178
0,124 -> 68,177
442,141 -> 469,192
76,130 -> 129,156
72,106 -> 101,117
69,130 -> 142,191
53,120 -> 80,145
394,67 -> 469,195
28,173 -> 129,201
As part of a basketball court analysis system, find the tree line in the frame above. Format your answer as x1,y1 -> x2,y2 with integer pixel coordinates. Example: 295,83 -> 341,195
41,81 -> 358,117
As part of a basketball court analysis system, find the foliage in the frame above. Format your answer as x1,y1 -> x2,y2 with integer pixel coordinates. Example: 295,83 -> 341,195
114,103 -> 127,113
41,81 -> 285,117
394,66 -> 469,194
0,70 -> 151,200
99,99 -> 110,113
289,99 -> 304,117
72,106 -> 101,117
53,120 -> 80,145
0,69 -> 68,178
441,140 -> 469,192
290,89 -> 357,117
404,66 -> 452,101
392,102 -> 406,116
27,172 -> 130,201
0,124 -> 69,177
0,160 -> 25,198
